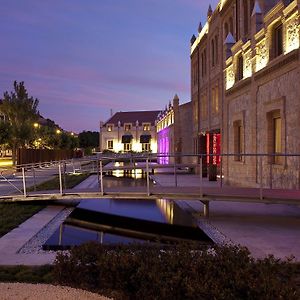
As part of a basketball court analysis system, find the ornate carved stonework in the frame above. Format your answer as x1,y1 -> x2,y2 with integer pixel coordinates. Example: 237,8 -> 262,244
226,64 -> 235,90
243,50 -> 252,78
286,17 -> 299,53
256,39 -> 268,72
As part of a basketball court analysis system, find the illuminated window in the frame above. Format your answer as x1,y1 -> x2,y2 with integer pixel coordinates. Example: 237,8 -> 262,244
107,124 -> 113,132
273,116 -> 282,164
142,143 -> 151,152
267,110 -> 282,164
107,140 -> 113,150
124,124 -> 132,131
143,123 -> 151,131
237,54 -> 244,81
212,86 -> 219,114
123,143 -> 132,152
273,23 -> 283,58
233,120 -> 243,161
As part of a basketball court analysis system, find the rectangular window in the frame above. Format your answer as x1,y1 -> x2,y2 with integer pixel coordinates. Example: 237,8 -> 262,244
124,124 -> 131,131
142,143 -> 151,152
237,55 -> 243,81
274,23 -> 283,57
123,143 -> 132,152
234,120 -> 243,161
107,140 -> 113,150
212,86 -> 219,114
273,116 -> 282,164
107,125 -> 113,132
143,123 -> 151,131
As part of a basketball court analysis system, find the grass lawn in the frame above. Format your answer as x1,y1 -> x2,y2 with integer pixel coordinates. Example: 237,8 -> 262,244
0,265 -> 53,283
28,173 -> 90,191
0,173 -> 90,238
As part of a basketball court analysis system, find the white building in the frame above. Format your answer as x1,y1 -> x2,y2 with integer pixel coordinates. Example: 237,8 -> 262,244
99,111 -> 160,153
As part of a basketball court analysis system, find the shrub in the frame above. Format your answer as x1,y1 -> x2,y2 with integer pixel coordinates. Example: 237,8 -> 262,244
53,242 -> 300,300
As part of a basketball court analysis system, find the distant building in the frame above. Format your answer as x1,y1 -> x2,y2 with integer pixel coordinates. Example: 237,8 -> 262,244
156,95 -> 193,164
191,0 -> 300,187
99,111 -> 160,153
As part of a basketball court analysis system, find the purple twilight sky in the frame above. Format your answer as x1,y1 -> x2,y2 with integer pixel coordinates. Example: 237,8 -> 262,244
0,0 -> 219,133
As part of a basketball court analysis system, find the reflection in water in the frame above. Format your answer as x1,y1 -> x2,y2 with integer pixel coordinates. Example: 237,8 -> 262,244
156,199 -> 174,224
43,174 -> 209,250
78,199 -> 166,223
111,161 -> 145,179
112,169 -> 143,179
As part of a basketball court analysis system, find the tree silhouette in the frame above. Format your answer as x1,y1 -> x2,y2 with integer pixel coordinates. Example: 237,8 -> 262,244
0,81 -> 39,165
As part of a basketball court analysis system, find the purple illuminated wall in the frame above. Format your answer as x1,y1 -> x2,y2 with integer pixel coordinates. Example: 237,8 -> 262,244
157,127 -> 171,164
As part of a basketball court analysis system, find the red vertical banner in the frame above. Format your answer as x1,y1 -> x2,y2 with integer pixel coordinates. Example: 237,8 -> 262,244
213,133 -> 217,165
217,133 -> 221,165
206,133 -> 210,164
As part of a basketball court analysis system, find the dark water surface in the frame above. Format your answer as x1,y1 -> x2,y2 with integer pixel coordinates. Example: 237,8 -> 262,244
43,174 -> 212,249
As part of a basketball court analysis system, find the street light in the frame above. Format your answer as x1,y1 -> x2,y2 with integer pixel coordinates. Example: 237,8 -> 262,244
33,123 -> 39,128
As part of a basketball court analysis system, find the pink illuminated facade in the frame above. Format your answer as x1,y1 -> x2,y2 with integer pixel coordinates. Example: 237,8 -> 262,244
156,95 -> 193,165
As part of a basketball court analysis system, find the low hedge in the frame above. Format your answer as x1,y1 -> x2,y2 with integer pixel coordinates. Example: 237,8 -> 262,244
54,243 -> 300,300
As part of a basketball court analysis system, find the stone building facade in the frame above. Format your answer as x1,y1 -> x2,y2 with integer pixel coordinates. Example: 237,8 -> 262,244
191,0 -> 300,188
99,111 -> 159,153
156,95 -> 193,164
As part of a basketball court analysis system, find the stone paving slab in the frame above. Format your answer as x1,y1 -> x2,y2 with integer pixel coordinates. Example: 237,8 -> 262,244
153,174 -> 300,261
0,206 -> 64,265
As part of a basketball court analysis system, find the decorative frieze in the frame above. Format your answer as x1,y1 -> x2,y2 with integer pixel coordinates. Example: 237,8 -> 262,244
285,16 -> 299,53
256,39 -> 269,72
225,64 -> 235,90
243,50 -> 252,79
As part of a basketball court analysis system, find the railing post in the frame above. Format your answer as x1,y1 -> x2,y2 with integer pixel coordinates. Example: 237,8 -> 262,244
22,167 -> 27,197
72,158 -> 75,173
63,162 -> 67,190
199,155 -> 203,198
100,159 -> 104,195
259,156 -> 263,200
32,167 -> 36,192
97,157 -> 100,186
174,159 -> 177,187
58,163 -> 63,195
146,157 -> 150,196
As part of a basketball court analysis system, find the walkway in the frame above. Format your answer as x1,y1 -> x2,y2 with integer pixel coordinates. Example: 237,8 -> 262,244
152,174 -> 300,260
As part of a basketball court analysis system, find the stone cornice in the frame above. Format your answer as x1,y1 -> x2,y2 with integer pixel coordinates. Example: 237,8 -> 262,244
225,77 -> 251,97
264,1 -> 284,24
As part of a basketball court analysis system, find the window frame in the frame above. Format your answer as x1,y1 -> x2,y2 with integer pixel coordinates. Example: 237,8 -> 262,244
107,140 -> 113,150
142,123 -> 151,131
123,143 -> 132,152
107,124 -> 114,132
124,123 -> 132,132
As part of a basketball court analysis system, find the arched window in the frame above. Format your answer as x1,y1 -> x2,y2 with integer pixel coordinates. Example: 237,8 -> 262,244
250,0 -> 254,15
215,36 -> 219,64
224,22 -> 229,39
229,17 -> 233,35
